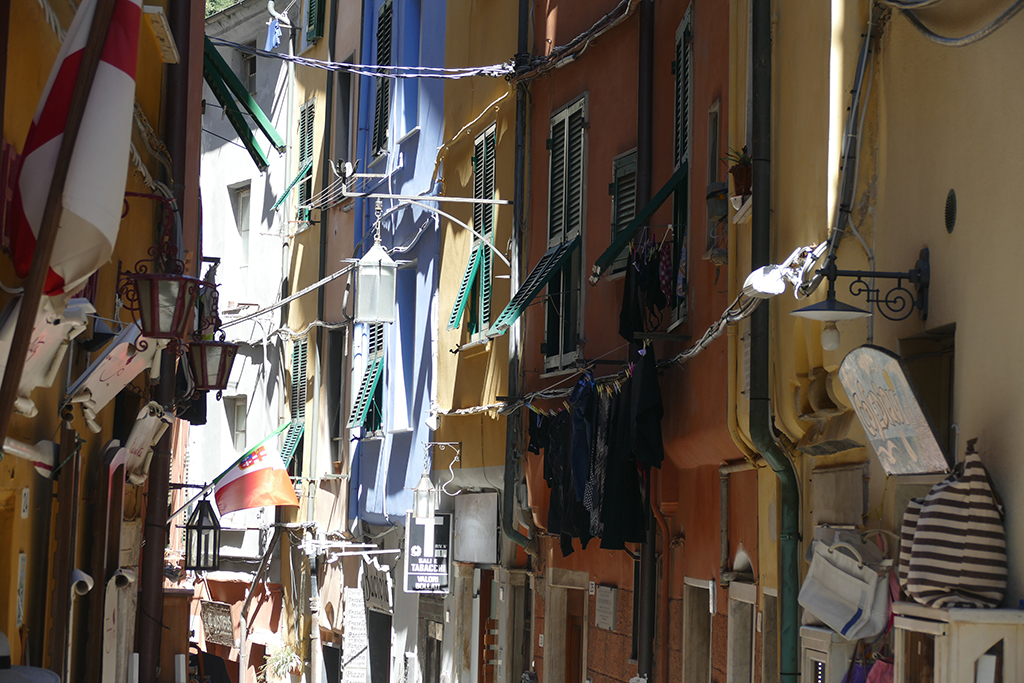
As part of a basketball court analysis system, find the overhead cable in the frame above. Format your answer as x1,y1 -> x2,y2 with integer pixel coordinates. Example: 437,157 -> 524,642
895,0 -> 1024,46
207,36 -> 513,79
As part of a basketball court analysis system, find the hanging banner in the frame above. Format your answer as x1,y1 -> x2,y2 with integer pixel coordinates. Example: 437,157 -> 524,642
837,345 -> 949,476
404,513 -> 451,594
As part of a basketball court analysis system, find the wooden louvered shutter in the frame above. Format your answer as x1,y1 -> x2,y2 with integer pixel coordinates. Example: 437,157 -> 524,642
305,0 -> 325,44
347,323 -> 386,429
472,127 -> 497,332
610,151 -> 637,272
298,99 -> 315,222
565,107 -> 585,239
372,1 -> 392,157
674,12 -> 692,169
548,116 -> 566,244
282,340 -> 308,467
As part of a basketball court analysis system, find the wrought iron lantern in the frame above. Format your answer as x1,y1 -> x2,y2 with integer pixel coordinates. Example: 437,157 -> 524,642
412,471 -> 437,521
355,236 -> 397,324
117,238 -> 203,341
187,279 -> 239,395
184,497 -> 220,571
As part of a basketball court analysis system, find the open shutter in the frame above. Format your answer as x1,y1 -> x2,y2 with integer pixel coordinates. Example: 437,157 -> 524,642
447,246 -> 481,330
282,340 -> 307,467
297,100 -> 315,221
474,128 -> 497,331
489,236 -> 580,336
610,151 -> 638,272
347,323 -> 386,428
305,0 -> 325,44
372,1 -> 393,157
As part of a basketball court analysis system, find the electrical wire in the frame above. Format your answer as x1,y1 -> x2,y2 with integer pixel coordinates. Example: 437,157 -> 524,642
207,36 -> 513,79
897,0 -> 1024,46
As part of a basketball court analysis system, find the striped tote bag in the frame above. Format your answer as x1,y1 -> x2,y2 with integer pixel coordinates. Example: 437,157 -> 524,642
903,450 -> 1006,608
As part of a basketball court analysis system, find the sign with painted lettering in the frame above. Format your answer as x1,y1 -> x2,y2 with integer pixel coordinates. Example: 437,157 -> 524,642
342,587 -> 368,683
404,513 -> 451,594
362,557 -> 393,614
838,345 -> 949,476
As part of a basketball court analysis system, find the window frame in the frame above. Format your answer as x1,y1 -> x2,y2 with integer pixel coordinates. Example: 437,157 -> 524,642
469,124 -> 497,337
670,9 -> 693,329
228,395 -> 248,453
347,322 -> 386,433
544,95 -> 587,373
232,183 -> 251,275
303,0 -> 326,49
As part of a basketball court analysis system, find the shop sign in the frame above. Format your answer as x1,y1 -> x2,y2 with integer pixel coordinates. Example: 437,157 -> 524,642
838,345 -> 949,476
362,557 -> 393,614
201,600 -> 234,647
404,513 -> 451,594
453,492 -> 498,564
342,587 -> 368,683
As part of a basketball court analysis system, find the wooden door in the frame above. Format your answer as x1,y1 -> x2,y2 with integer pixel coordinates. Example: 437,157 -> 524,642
566,589 -> 585,683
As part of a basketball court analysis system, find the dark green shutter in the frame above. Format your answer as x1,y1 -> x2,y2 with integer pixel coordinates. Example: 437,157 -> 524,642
297,100 -> 315,222
372,1 -> 393,157
565,108 -> 585,236
283,340 -> 307,467
347,323 -> 386,428
306,0 -> 325,44
447,246 -> 481,330
473,128 -> 496,331
270,158 -> 314,211
548,117 -> 566,243
610,151 -> 638,272
489,237 -> 580,336
674,21 -> 691,168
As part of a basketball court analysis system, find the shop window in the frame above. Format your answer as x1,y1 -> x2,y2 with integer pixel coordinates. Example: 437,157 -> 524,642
727,582 -> 756,683
899,324 -> 955,464
372,1 -> 393,157
682,579 -> 713,683
544,95 -> 586,372
609,149 -> 637,274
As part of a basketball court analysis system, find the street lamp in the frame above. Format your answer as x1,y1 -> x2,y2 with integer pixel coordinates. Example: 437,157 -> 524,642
355,236 -> 397,324
185,498 -> 220,571
412,471 -> 437,521
791,248 -> 929,350
188,281 -> 239,395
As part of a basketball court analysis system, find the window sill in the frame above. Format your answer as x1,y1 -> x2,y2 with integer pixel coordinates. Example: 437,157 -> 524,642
457,337 -> 491,357
539,366 -> 578,380
396,126 -> 420,146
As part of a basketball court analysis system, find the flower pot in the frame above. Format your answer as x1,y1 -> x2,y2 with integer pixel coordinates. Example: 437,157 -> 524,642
729,163 -> 752,196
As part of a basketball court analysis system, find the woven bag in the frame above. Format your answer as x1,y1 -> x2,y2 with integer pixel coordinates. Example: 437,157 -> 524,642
904,450 -> 1006,608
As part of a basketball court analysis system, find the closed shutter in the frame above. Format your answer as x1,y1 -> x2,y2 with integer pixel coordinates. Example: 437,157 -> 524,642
474,127 -> 496,331
372,1 -> 393,157
610,150 -> 637,272
347,323 -> 386,428
672,10 -> 692,321
298,99 -> 315,222
674,13 -> 692,169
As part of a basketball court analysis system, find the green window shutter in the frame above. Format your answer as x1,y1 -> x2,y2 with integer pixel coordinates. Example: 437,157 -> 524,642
610,151 -> 638,272
674,15 -> 692,168
306,0 -> 325,44
548,116 -> 566,243
297,100 -> 315,222
565,108 -> 585,236
270,158 -> 314,211
471,127 -> 497,332
280,422 -> 305,468
489,236 -> 580,336
447,246 -> 481,330
291,340 -> 307,421
347,324 -> 386,428
372,1 -> 393,157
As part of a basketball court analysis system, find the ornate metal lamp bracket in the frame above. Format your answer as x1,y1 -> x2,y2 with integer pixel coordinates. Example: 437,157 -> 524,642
820,247 -> 930,322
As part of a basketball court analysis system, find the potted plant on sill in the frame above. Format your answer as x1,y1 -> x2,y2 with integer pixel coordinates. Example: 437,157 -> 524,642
260,640 -> 303,682
722,146 -> 752,197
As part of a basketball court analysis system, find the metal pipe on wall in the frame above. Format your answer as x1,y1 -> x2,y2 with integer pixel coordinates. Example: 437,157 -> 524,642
750,1 -> 800,680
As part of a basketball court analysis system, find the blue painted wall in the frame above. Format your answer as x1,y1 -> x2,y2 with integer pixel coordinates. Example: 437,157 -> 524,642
350,0 -> 445,526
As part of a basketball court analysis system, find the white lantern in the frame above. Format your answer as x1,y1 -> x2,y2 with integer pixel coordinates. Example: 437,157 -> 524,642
412,472 -> 437,521
355,238 -> 397,323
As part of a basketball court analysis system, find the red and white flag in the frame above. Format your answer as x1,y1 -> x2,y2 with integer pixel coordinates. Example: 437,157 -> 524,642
214,440 -> 300,516
10,0 -> 142,296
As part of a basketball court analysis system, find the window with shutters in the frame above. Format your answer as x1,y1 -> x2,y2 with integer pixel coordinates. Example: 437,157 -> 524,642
347,323 -> 385,432
227,395 -> 248,453
544,96 -> 586,372
372,1 -> 393,158
297,99 -> 315,224
671,10 -> 693,327
242,41 -> 257,95
305,0 -> 325,46
448,126 -> 497,337
282,340 -> 307,471
609,149 -> 637,275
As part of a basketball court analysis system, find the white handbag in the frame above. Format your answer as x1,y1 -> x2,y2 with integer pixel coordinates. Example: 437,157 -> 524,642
799,541 -> 888,641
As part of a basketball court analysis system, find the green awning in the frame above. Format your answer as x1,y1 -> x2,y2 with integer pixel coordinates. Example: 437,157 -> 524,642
270,158 -> 314,211
488,236 -> 580,337
591,161 -> 688,280
447,246 -> 482,330
280,421 -> 305,467
202,37 -> 285,171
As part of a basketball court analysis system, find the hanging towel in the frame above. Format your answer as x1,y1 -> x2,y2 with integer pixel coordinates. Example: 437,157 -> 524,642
265,18 -> 282,51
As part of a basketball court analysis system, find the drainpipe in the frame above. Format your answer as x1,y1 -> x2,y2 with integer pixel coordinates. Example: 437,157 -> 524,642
636,0 -> 656,679
138,0 -> 193,677
502,0 -> 535,554
651,470 -> 670,683
750,1 -> 800,681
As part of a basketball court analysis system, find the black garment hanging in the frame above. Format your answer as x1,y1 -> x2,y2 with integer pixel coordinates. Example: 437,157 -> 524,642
599,379 -> 647,549
631,348 -> 665,469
